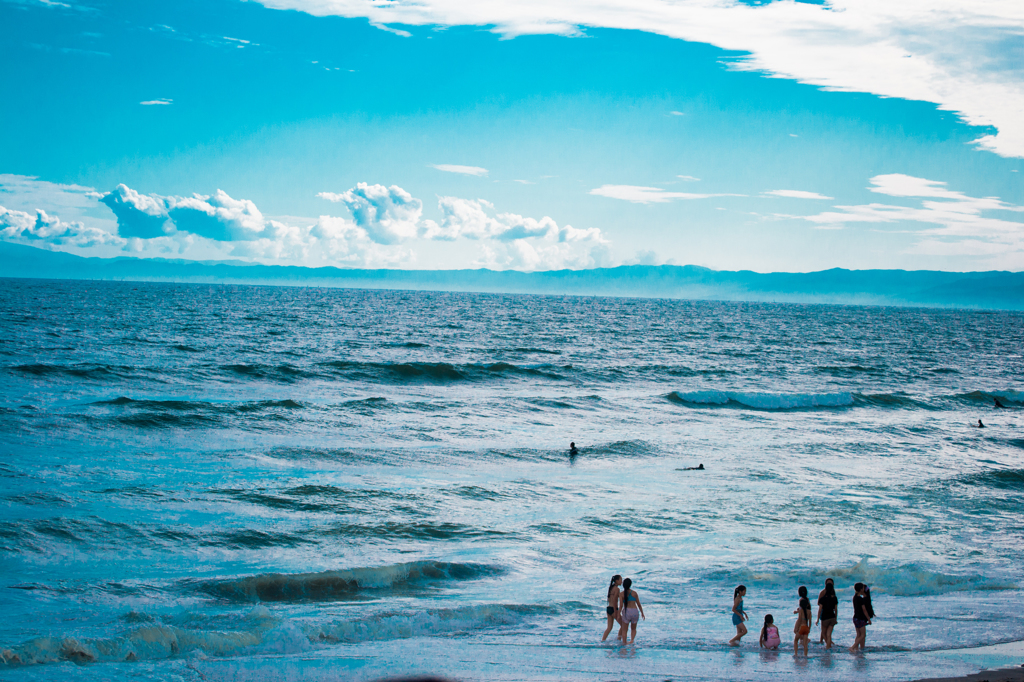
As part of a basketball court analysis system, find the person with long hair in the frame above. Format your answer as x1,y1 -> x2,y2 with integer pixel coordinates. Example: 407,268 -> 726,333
617,578 -> 645,643
816,579 -> 839,649
602,575 -> 622,642
793,586 -> 812,656
759,614 -> 781,649
849,582 -> 872,653
728,585 -> 748,645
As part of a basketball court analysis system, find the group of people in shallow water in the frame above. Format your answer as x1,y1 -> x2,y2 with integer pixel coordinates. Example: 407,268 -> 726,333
602,576 -> 875,654
729,580 -> 875,654
602,575 -> 646,643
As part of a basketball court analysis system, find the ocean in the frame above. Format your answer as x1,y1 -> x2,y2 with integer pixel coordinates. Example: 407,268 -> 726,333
1,278 -> 1022,681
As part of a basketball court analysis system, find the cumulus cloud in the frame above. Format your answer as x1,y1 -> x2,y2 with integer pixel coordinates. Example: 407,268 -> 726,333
100,184 -> 172,239
802,173 -> 1024,265
318,183 -> 422,244
589,184 -> 730,204
0,205 -> 123,248
430,164 -> 489,177
764,190 -> 834,200
167,190 -> 267,241
254,0 -> 1024,158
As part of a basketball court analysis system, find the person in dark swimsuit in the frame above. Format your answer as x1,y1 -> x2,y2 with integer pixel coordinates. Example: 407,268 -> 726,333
994,398 -> 1006,409
976,419 -> 985,428
816,579 -> 839,648
849,582 -> 872,653
602,574 -> 622,642
569,442 -> 579,456
682,463 -> 705,470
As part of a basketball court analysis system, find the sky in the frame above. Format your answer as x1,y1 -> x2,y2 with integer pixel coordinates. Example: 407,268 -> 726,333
1,0 -> 1022,273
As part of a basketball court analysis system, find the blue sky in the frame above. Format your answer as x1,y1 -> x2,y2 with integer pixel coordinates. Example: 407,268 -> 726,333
1,0 -> 1022,271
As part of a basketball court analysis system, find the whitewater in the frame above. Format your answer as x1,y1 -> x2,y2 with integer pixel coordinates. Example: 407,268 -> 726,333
1,279 -> 1022,681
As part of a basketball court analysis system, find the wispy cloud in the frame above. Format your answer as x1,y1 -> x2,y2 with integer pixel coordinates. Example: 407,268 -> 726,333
802,173 -> 1024,264
256,0 -> 1024,158
430,164 -> 489,177
589,184 -> 733,204
140,98 -> 172,106
677,175 -> 700,182
669,111 -> 685,116
764,190 -> 833,200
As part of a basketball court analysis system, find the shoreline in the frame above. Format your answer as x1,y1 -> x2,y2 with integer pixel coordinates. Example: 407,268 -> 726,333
912,667 -> 1024,682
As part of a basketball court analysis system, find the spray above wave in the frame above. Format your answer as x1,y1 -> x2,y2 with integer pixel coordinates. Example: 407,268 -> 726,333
668,390 -> 854,410
708,558 -> 1016,597
199,561 -> 504,603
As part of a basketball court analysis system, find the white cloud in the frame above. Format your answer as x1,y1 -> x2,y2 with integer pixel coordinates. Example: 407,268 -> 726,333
764,189 -> 834,200
255,0 -> 1024,159
802,173 -> 1024,265
430,164 -> 489,177
318,183 -> 423,244
669,111 -> 685,116
100,184 -> 173,239
677,175 -> 700,182
589,184 -> 729,204
0,205 -> 124,248
140,99 -> 172,105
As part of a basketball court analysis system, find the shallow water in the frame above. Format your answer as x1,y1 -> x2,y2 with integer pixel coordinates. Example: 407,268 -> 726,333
1,279 -> 1022,681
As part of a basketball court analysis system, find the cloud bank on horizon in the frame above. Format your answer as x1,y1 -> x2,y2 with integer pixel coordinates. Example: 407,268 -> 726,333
257,0 -> 1024,159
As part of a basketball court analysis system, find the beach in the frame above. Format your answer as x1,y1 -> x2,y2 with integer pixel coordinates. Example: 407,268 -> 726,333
1,280 -> 1022,681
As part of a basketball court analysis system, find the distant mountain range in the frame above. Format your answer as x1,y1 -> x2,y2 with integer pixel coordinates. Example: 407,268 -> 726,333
2,241 -> 1022,310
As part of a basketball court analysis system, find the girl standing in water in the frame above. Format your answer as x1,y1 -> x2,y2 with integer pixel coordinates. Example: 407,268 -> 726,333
617,578 -> 645,643
849,582 -> 873,653
793,586 -> 812,656
728,585 -> 748,645
602,575 -> 622,642
816,579 -> 839,649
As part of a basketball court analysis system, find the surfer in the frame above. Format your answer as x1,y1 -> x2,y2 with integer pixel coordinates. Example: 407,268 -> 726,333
975,419 -> 985,428
682,463 -> 705,470
569,442 -> 578,456
994,397 -> 1007,409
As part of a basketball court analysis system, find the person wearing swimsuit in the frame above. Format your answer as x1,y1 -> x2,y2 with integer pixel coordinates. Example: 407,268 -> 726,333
849,582 -> 873,654
728,585 -> 748,645
760,614 -> 781,649
793,586 -> 812,656
816,579 -> 839,649
602,575 -> 622,642
617,578 -> 645,643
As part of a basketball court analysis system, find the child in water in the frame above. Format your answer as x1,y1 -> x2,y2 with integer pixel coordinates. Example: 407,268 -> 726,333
728,585 -> 748,645
760,614 -> 781,649
793,586 -> 812,656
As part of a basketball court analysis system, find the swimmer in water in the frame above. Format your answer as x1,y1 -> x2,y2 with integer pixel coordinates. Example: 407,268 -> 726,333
976,419 -> 985,428
683,463 -> 705,470
994,397 -> 1006,409
569,442 -> 578,456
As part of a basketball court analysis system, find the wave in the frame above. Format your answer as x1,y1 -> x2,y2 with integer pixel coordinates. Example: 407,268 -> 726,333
668,390 -> 854,410
710,558 -> 1016,597
308,603 -> 543,644
199,561 -> 503,603
955,469 -> 1024,491
320,361 -> 567,383
10,363 -> 138,380
957,390 -> 1024,406
0,601 -> 555,667
87,397 -> 305,429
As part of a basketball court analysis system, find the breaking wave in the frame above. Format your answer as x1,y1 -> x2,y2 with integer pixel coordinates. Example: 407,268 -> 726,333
668,390 -> 854,410
710,558 -> 1016,597
199,561 -> 504,603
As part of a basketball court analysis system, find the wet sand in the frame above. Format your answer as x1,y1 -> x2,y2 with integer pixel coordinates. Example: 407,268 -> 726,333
913,667 -> 1024,682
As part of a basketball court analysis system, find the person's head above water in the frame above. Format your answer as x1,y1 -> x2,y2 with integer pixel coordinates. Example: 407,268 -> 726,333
978,419 -> 985,427
698,463 -> 704,469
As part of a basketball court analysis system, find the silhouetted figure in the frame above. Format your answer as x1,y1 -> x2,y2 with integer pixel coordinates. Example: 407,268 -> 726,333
682,463 -> 705,470
569,442 -> 578,456
976,419 -> 985,428
994,397 -> 1007,409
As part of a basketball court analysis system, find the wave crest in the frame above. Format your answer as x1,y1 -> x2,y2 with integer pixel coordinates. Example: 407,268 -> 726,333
668,390 -> 854,410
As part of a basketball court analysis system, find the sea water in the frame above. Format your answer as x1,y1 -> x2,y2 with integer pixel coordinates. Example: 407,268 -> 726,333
0,279 -> 1022,681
